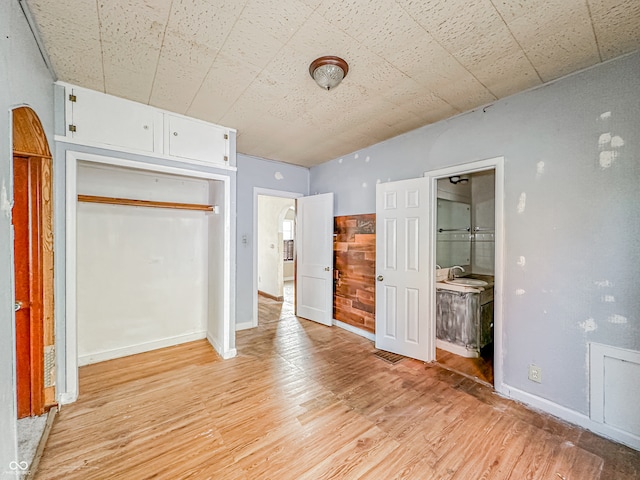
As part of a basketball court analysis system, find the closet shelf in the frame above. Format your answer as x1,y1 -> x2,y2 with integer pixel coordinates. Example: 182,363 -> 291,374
78,194 -> 213,212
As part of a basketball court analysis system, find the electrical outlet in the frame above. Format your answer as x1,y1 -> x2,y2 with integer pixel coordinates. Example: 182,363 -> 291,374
528,364 -> 542,383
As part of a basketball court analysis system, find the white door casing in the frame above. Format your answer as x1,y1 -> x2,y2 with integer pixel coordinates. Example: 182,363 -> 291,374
375,178 -> 433,361
296,193 -> 334,326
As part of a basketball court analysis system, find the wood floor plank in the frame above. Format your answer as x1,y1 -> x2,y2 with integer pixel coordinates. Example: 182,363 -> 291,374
358,444 -> 438,480
298,425 -> 398,479
34,290 -> 639,479
436,347 -> 494,385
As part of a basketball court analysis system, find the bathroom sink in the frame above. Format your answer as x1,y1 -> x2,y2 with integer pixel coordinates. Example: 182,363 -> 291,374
444,278 -> 488,287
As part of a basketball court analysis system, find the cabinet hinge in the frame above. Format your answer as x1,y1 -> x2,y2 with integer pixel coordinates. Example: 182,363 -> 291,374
224,155 -> 229,162
224,133 -> 229,140
69,124 -> 77,133
69,94 -> 77,102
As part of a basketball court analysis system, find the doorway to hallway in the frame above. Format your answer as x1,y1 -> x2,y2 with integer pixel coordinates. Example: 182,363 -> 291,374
256,194 -> 296,323
258,281 -> 295,325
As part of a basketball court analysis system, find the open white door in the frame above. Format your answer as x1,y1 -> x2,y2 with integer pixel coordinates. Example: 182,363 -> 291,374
296,193 -> 334,326
375,177 -> 433,361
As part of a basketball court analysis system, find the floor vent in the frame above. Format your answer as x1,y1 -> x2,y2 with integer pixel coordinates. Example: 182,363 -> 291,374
373,350 -> 406,364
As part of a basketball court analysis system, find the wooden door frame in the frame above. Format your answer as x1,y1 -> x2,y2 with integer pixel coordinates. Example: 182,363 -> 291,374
12,106 -> 55,416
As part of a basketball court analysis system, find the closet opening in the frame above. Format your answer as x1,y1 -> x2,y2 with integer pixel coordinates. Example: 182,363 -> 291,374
63,152 -> 233,404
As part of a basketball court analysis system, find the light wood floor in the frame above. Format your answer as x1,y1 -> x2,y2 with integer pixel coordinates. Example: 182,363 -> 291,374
36,295 -> 639,479
436,347 -> 494,385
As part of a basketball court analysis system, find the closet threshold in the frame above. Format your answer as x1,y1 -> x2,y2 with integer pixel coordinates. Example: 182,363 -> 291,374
77,194 -> 213,212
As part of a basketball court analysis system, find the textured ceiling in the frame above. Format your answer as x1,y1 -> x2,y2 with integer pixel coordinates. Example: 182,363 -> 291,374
26,0 -> 640,167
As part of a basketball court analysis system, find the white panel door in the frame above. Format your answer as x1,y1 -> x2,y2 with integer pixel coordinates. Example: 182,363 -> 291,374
296,193 -> 334,326
375,177 -> 432,361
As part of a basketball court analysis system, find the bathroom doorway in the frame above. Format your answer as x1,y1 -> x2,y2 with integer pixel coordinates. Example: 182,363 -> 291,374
434,168 -> 497,386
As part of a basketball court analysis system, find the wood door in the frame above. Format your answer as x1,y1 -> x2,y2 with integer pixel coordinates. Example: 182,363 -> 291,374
295,193 -> 334,326
13,155 -> 44,418
375,177 -> 433,361
14,155 -> 32,418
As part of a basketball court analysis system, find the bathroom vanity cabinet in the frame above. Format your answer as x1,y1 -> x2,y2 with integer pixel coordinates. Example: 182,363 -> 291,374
436,279 -> 494,357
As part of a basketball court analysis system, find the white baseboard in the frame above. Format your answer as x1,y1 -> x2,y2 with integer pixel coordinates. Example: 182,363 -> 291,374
78,331 -> 206,366
503,383 -> 640,451
206,332 -> 237,359
58,392 -> 77,405
436,339 -> 479,358
333,319 -> 375,341
222,348 -> 237,359
235,321 -> 255,331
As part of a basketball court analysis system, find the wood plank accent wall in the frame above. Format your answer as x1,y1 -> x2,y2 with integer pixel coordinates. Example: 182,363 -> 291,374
334,215 -> 376,333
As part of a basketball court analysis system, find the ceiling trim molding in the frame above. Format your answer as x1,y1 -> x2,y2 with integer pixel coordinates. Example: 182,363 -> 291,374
18,0 -> 58,81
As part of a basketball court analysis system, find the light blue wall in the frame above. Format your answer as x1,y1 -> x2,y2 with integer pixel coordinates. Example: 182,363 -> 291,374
2,0 -> 637,461
310,52 -> 640,415
236,154 -> 309,326
0,0 -> 55,474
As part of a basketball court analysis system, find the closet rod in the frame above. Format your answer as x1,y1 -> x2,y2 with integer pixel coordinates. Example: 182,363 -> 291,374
78,194 -> 213,212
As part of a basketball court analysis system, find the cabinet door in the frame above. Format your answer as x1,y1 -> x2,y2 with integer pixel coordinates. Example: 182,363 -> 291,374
167,115 -> 228,165
70,88 -> 156,153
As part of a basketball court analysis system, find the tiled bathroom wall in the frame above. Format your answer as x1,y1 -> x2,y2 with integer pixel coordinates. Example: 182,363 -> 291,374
334,215 -> 376,333
471,171 -> 495,275
436,172 -> 495,275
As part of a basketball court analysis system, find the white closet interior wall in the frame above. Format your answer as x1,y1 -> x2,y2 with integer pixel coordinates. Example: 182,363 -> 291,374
76,162 -> 211,365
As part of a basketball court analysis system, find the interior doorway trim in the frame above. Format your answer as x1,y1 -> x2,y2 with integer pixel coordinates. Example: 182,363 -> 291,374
63,151 -> 233,404
12,105 -> 54,416
424,156 -> 505,394
246,188 -> 303,330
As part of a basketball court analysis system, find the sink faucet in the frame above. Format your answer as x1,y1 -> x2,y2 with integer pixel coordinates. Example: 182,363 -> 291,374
450,266 -> 465,279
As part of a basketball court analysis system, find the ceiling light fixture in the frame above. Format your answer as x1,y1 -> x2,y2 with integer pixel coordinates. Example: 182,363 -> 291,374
309,56 -> 349,91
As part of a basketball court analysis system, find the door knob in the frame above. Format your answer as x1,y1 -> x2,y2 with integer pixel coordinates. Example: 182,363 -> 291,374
324,267 -> 331,271
377,275 -> 384,281
15,301 -> 23,312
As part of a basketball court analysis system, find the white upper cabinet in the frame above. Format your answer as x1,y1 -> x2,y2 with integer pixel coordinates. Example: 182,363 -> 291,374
58,83 -> 234,169
69,87 -> 158,153
167,114 -> 228,165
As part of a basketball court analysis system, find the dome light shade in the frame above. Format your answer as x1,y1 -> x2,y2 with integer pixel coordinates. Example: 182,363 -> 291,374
309,56 -> 349,91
